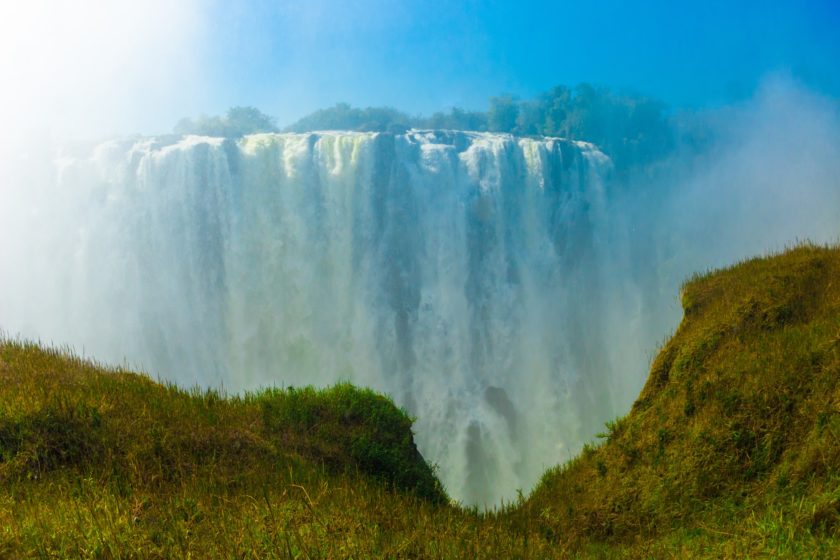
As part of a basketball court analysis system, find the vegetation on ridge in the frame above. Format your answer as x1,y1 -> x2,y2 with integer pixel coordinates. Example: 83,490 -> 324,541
524,243 -> 840,556
174,106 -> 280,138
174,82 -> 676,173
3,244 -> 840,557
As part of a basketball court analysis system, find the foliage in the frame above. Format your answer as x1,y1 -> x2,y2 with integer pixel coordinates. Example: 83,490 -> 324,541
258,383 -> 444,501
174,106 -> 279,138
283,84 -> 674,173
284,103 -> 415,133
497,83 -> 674,172
284,103 -> 489,133
487,95 -> 520,133
176,83 -> 678,175
421,107 -> 488,131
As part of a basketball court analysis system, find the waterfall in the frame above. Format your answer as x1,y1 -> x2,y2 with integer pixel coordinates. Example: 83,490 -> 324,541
1,130 -> 634,506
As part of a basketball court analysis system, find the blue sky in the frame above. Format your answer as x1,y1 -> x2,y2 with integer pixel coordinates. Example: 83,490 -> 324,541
2,0 -> 838,137
199,0 -> 840,127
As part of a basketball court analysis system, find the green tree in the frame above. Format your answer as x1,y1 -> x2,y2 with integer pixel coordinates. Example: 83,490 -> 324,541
285,103 -> 414,133
422,107 -> 488,131
540,85 -> 572,136
487,96 -> 519,132
515,100 -> 546,136
223,106 -> 279,136
174,106 -> 278,138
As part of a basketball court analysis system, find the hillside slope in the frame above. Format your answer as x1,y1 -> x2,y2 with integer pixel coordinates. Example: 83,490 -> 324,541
0,342 -> 567,558
526,244 -> 840,556
0,344 -> 471,557
2,245 -> 840,558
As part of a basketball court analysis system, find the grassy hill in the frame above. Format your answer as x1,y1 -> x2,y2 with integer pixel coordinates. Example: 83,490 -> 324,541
0,341 -> 543,558
525,244 -> 840,557
2,244 -> 840,558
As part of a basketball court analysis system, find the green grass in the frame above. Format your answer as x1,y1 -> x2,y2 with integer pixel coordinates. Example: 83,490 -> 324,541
526,243 -> 840,557
3,243 -> 840,558
0,341 -> 549,558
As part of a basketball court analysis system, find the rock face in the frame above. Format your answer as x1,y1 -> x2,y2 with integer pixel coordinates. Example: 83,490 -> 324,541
0,130 -> 631,506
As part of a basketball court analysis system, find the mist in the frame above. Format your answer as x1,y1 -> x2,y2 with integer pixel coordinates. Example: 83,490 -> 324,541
2,74 -> 837,507
671,77 -> 840,260
0,0 -> 208,274
613,77 -> 840,337
0,0 -> 839,508
591,78 -> 840,425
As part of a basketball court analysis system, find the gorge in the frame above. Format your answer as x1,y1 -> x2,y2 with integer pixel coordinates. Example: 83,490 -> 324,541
3,86 -> 839,506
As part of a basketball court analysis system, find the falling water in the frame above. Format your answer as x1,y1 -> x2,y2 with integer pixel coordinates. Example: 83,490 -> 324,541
0,130 -> 643,505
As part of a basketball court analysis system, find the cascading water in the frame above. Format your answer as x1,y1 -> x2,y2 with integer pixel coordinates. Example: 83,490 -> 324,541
0,130 -> 638,506
4,84 -> 839,506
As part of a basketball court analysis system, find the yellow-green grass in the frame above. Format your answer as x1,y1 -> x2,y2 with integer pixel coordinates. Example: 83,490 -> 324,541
3,243 -> 840,558
527,243 -> 840,557
0,341 -> 552,558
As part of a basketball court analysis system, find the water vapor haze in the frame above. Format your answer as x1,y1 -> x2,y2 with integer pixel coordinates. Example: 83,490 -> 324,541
601,76 -> 840,399
629,76 -> 840,296
0,0 -> 205,143
671,76 -> 840,262
0,16 -> 838,508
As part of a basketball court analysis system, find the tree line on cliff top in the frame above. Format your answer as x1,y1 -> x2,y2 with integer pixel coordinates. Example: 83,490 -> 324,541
175,83 -> 710,173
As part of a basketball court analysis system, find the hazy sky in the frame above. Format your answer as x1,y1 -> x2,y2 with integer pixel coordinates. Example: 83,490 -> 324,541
209,0 -> 840,117
1,0 -> 839,138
